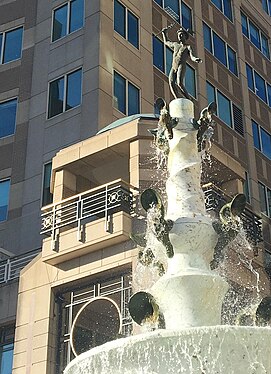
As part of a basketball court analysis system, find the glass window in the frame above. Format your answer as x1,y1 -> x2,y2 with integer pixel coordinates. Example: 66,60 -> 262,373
227,46 -> 237,75
241,13 -> 249,38
223,0 -> 233,21
262,0 -> 269,13
267,84 -> 271,107
70,0 -> 84,33
114,0 -> 125,38
128,82 -> 139,115
0,343 -> 13,374
246,64 -> 254,91
153,36 -> 164,72
181,2 -> 192,31
0,99 -> 17,138
164,0 -> 180,23
42,163 -> 53,206
243,172 -> 250,204
260,128 -> 271,159
255,72 -> 267,103
48,77 -> 64,118
267,188 -> 271,218
252,121 -> 260,150
212,0 -> 222,11
203,23 -> 212,52
166,47 -> 173,76
259,182 -> 268,216
207,82 -> 216,104
261,34 -> 270,59
66,69 -> 82,110
184,65 -> 196,98
52,4 -> 68,42
213,33 -> 227,66
128,11 -> 139,48
217,91 -> 232,127
3,27 -> 23,64
154,0 -> 163,5
249,22 -> 261,50
0,179 -> 10,222
114,72 -> 126,114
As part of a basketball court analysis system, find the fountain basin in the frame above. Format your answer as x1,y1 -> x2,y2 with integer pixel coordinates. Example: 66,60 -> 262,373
64,326 -> 271,374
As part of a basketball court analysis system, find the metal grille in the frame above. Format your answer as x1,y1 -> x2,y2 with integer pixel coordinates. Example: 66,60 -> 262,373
0,249 -> 40,284
232,104 -> 244,136
203,184 -> 262,245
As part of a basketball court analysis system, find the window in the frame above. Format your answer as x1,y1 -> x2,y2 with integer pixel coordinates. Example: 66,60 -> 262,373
0,325 -> 14,374
207,82 -> 244,135
113,72 -> 140,115
48,68 -> 82,118
241,12 -> 270,59
258,182 -> 271,218
152,35 -> 196,97
211,0 -> 233,21
153,0 -> 193,30
243,172 -> 251,204
0,179 -> 10,222
42,163 -> 53,206
0,27 -> 23,64
114,0 -> 139,48
203,23 -> 238,75
252,120 -> 271,160
0,99 -> 17,138
52,0 -> 84,42
262,0 -> 271,15
246,64 -> 271,107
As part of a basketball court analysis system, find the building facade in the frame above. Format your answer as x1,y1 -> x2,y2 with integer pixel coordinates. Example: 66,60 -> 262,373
0,0 -> 270,373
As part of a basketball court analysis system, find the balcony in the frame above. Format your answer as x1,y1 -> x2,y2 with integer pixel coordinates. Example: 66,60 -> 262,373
41,180 -> 135,265
203,184 -> 262,246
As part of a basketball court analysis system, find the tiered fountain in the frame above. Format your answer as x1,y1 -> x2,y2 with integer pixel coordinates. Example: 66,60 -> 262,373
64,98 -> 271,374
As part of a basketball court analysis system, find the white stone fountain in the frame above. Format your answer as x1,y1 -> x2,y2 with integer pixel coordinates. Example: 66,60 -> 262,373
64,99 -> 271,374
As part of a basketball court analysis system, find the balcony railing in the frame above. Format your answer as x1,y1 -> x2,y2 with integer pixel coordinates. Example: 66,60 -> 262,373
203,184 -> 262,245
0,249 -> 40,284
41,179 -> 135,249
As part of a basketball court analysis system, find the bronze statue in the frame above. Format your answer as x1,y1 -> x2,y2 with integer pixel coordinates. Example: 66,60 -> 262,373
161,27 -> 202,99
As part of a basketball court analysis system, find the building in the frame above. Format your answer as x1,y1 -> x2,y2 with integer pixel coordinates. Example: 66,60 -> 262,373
0,0 -> 270,373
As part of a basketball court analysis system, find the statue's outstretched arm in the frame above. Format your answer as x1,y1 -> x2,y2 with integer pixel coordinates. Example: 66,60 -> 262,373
188,45 -> 202,63
161,28 -> 175,49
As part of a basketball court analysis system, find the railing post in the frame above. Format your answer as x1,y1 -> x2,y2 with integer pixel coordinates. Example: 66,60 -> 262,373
5,259 -> 11,283
105,184 -> 110,232
51,204 -> 59,251
77,196 -> 84,242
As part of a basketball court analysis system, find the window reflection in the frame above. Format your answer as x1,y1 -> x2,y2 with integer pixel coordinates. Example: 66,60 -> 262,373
52,5 -> 68,42
48,77 -> 64,118
70,0 -> 84,33
217,91 -> 232,127
114,72 -> 126,114
114,0 -> 125,38
0,179 -> 10,222
3,27 -> 23,63
0,99 -> 17,138
66,69 -> 82,110
128,82 -> 139,115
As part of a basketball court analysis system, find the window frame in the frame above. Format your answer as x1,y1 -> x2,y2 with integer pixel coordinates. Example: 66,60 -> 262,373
258,181 -> 271,218
252,120 -> 271,160
0,178 -> 11,223
246,63 -> 271,107
262,0 -> 271,16
114,0 -> 140,49
51,0 -> 85,43
241,11 -> 270,60
113,71 -> 140,116
203,23 -> 238,76
0,26 -> 23,64
41,162 -> 53,207
153,0 -> 194,31
210,0 -> 233,22
0,97 -> 18,139
47,67 -> 83,119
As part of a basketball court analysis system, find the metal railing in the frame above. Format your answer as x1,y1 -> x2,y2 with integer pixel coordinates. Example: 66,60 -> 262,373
0,248 -> 40,284
40,179 -> 135,249
203,184 -> 262,245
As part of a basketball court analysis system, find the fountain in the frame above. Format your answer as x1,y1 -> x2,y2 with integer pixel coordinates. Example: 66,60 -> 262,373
64,27 -> 271,374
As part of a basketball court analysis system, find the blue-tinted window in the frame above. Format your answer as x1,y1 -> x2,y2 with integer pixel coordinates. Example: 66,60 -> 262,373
2,27 -> 23,64
181,2 -> 192,31
153,36 -> 165,72
241,13 -> 249,38
184,65 -> 196,98
207,82 -> 215,104
267,84 -> 271,106
262,0 -> 269,13
249,22 -> 261,50
252,121 -> 260,150
42,163 -> 53,206
52,4 -> 68,41
212,0 -> 222,11
261,34 -> 270,59
259,182 -> 268,216
223,0 -> 233,21
0,343 -> 13,374
213,33 -> 227,66
128,11 -> 139,48
48,77 -> 64,118
166,47 -> 173,76
70,0 -> 84,33
217,91 -> 232,127
227,46 -> 237,75
66,69 -> 82,110
203,23 -> 212,52
165,0 -> 180,22
0,34 -> 2,58
114,0 -> 125,38
114,72 -> 126,114
0,99 -> 17,138
246,64 -> 254,91
128,82 -> 139,115
260,128 -> 271,159
154,0 -> 163,5
255,72 -> 267,103
52,0 -> 84,42
0,179 -> 10,222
